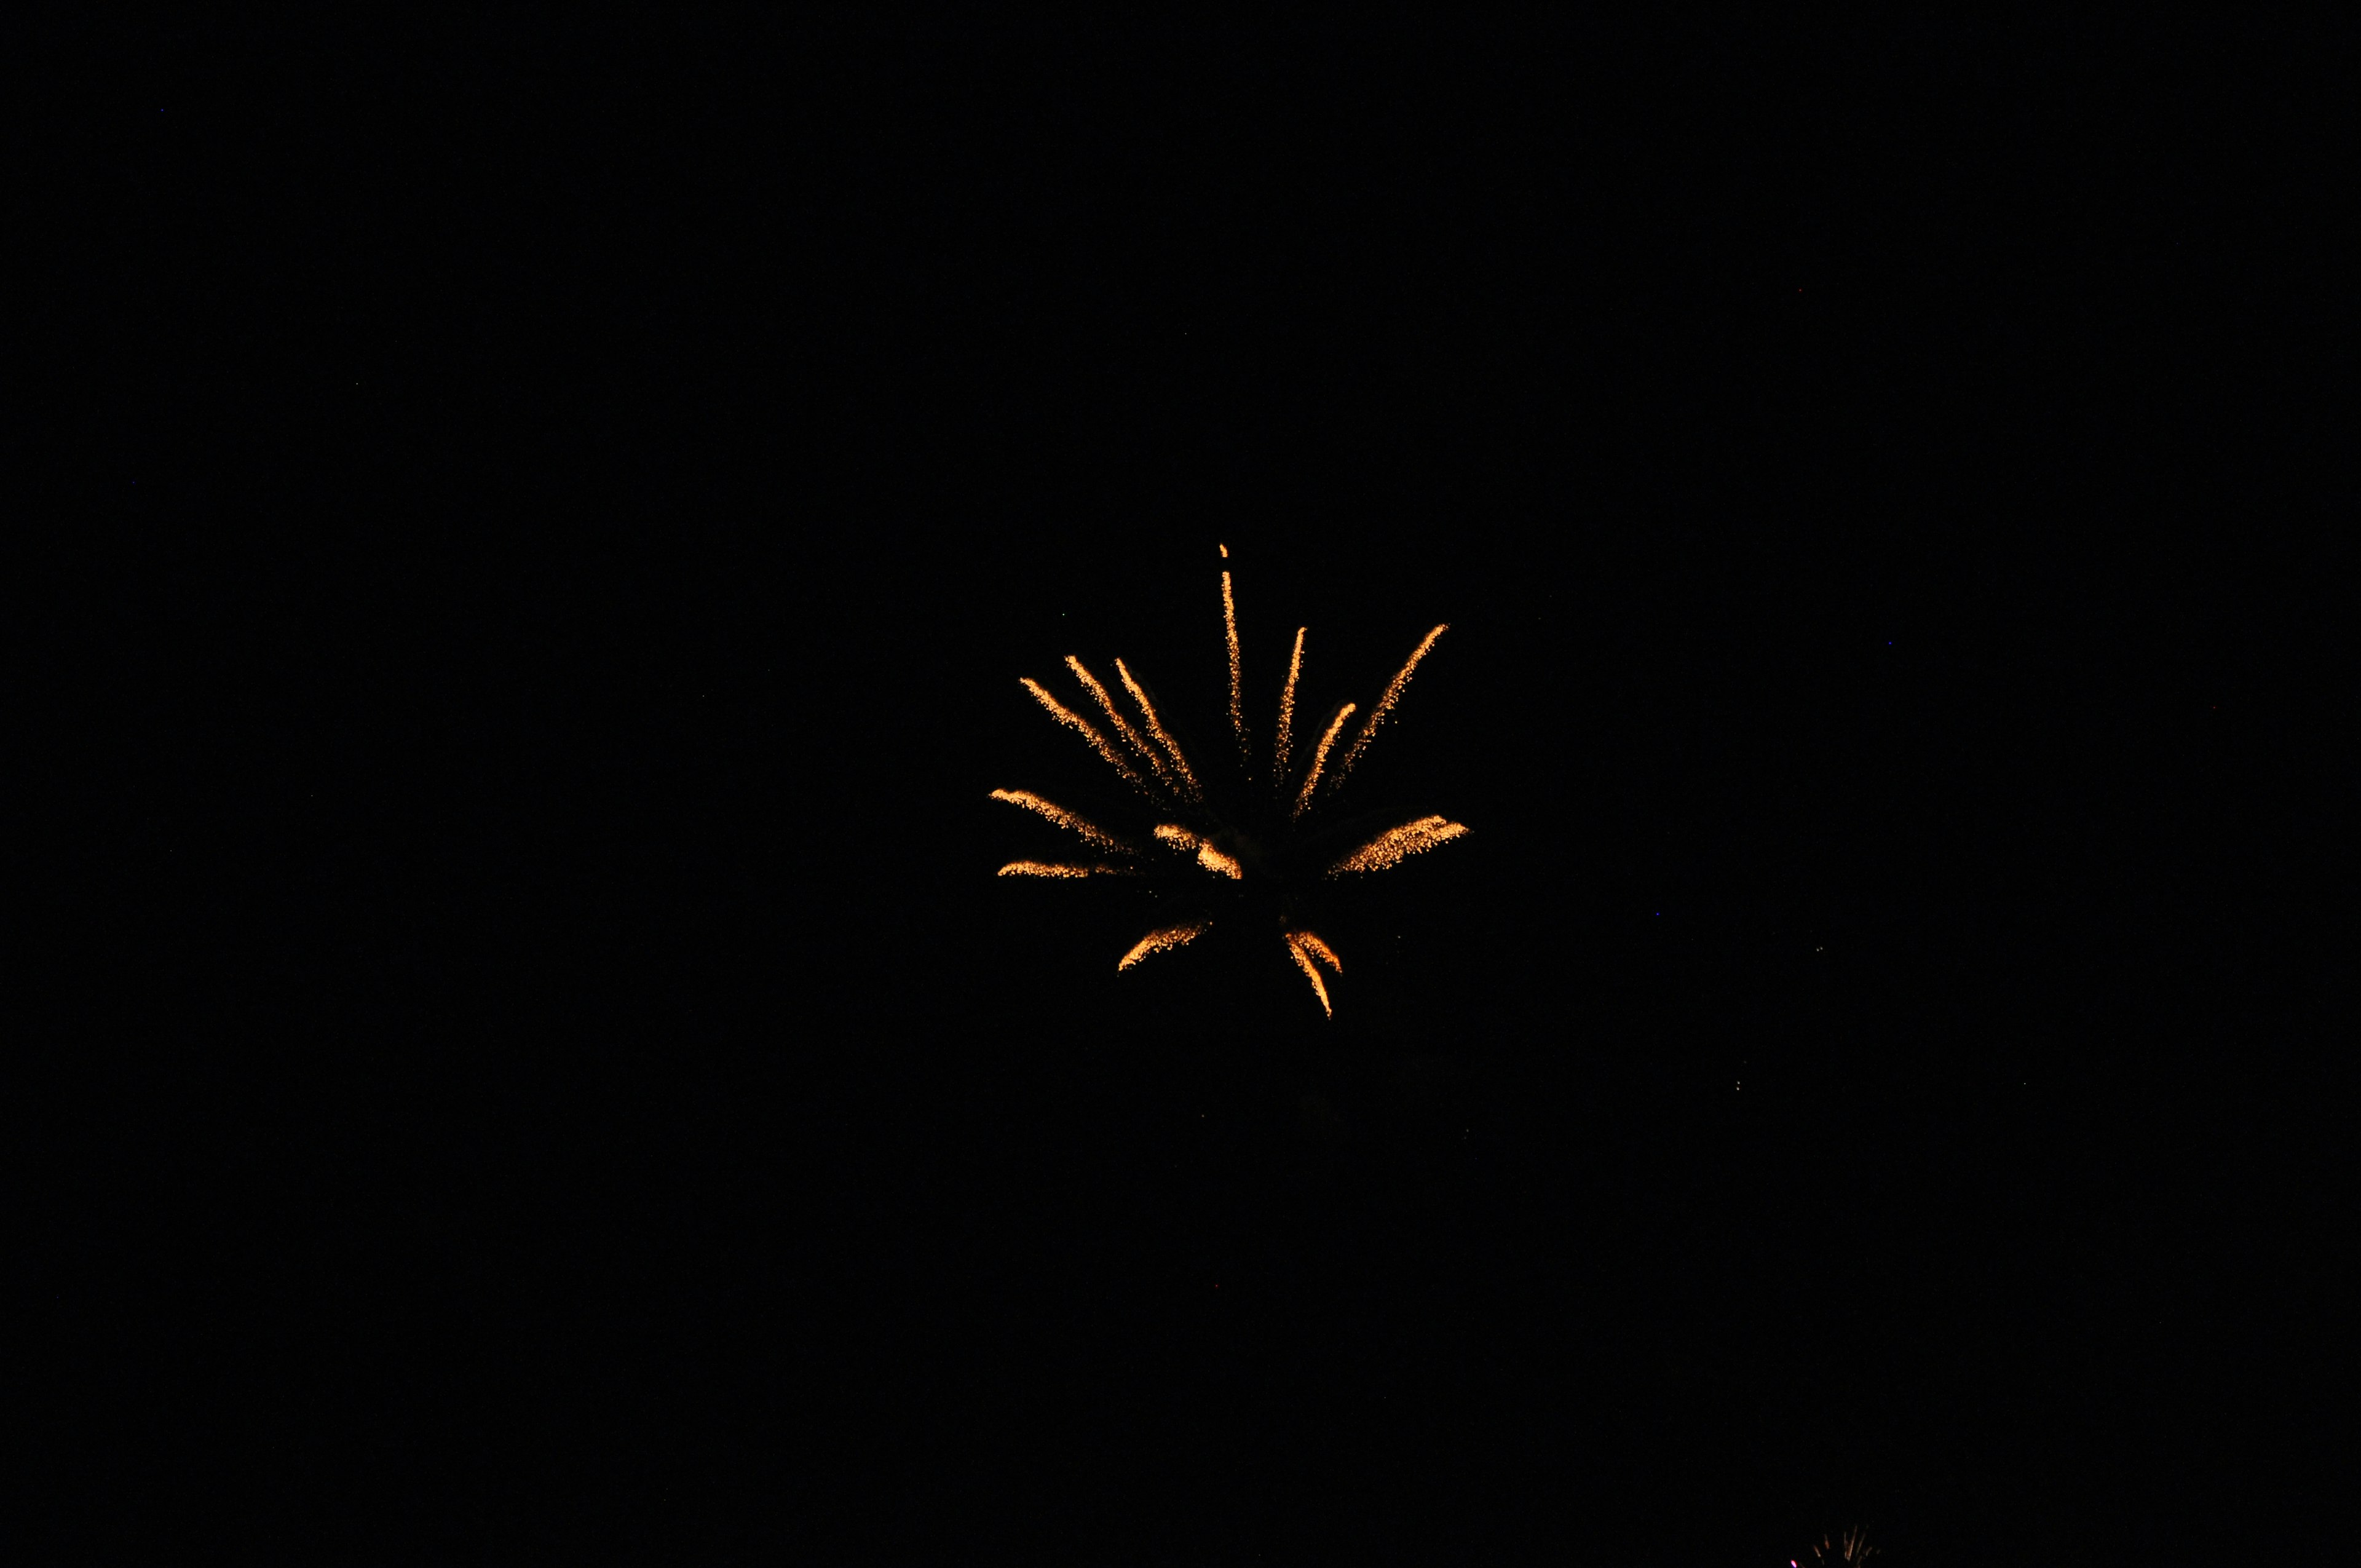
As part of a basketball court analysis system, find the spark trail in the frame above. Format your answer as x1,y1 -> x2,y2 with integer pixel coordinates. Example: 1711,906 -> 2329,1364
1327,815 -> 1469,877
1274,626 -> 1306,778
1020,678 -> 1153,799
1116,659 -> 1201,802
1119,921 -> 1211,970
1332,623 -> 1448,789
987,789 -> 1131,852
1290,703 -> 1356,822
1284,933 -> 1334,1016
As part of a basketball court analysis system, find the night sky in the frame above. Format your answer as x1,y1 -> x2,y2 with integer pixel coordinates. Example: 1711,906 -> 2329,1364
32,16 -> 2340,1564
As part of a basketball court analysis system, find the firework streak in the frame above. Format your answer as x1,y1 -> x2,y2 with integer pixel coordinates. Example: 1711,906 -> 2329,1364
1222,565 -> 1247,766
1019,678 -> 1153,799
1119,921 -> 1212,970
1290,702 -> 1357,822
1284,933 -> 1335,1016
987,789 -> 1130,852
1275,626 -> 1306,778
1115,659 -> 1202,802
1327,815 -> 1469,876
1332,624 -> 1447,789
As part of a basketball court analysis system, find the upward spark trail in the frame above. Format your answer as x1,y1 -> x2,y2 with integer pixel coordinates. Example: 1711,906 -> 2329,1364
1221,564 -> 1247,767
1274,626 -> 1306,779
1332,624 -> 1448,789
1291,703 -> 1357,821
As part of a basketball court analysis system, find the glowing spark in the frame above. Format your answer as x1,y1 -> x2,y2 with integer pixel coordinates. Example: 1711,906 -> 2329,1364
1221,566 -> 1247,765
1115,658 -> 1202,802
1327,814 -> 1469,876
1195,842 -> 1243,879
1118,919 -> 1211,970
1273,625 -> 1306,778
1284,933 -> 1333,1016
1290,702 -> 1358,822
986,789 -> 1131,852
1290,929 -> 1342,973
1332,623 -> 1447,788
997,860 -> 1137,879
1065,656 -> 1179,796
1020,676 -> 1153,798
1153,824 -> 1201,850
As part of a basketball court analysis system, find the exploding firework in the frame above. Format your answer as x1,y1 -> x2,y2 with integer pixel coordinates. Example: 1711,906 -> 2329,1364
992,545 -> 1468,1016
1805,1527 -> 1878,1567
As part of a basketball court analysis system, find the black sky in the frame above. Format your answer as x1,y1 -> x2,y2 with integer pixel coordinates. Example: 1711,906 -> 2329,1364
29,15 -> 2343,1564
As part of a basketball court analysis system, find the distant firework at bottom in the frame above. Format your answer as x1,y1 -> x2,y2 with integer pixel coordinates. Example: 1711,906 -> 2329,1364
992,544 -> 1468,1017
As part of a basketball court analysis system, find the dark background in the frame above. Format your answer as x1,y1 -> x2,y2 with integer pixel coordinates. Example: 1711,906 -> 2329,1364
30,14 -> 2343,1564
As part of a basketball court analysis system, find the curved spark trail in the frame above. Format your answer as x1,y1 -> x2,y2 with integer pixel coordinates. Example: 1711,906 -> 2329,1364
1119,921 -> 1212,970
1284,933 -> 1334,1016
1290,929 -> 1342,973
1327,814 -> 1469,877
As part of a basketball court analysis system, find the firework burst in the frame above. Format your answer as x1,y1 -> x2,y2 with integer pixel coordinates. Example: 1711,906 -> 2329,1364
1807,1527 -> 1877,1566
992,545 -> 1468,1016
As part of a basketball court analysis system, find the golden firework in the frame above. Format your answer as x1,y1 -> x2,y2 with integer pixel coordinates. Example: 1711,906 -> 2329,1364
995,546 -> 1468,1015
